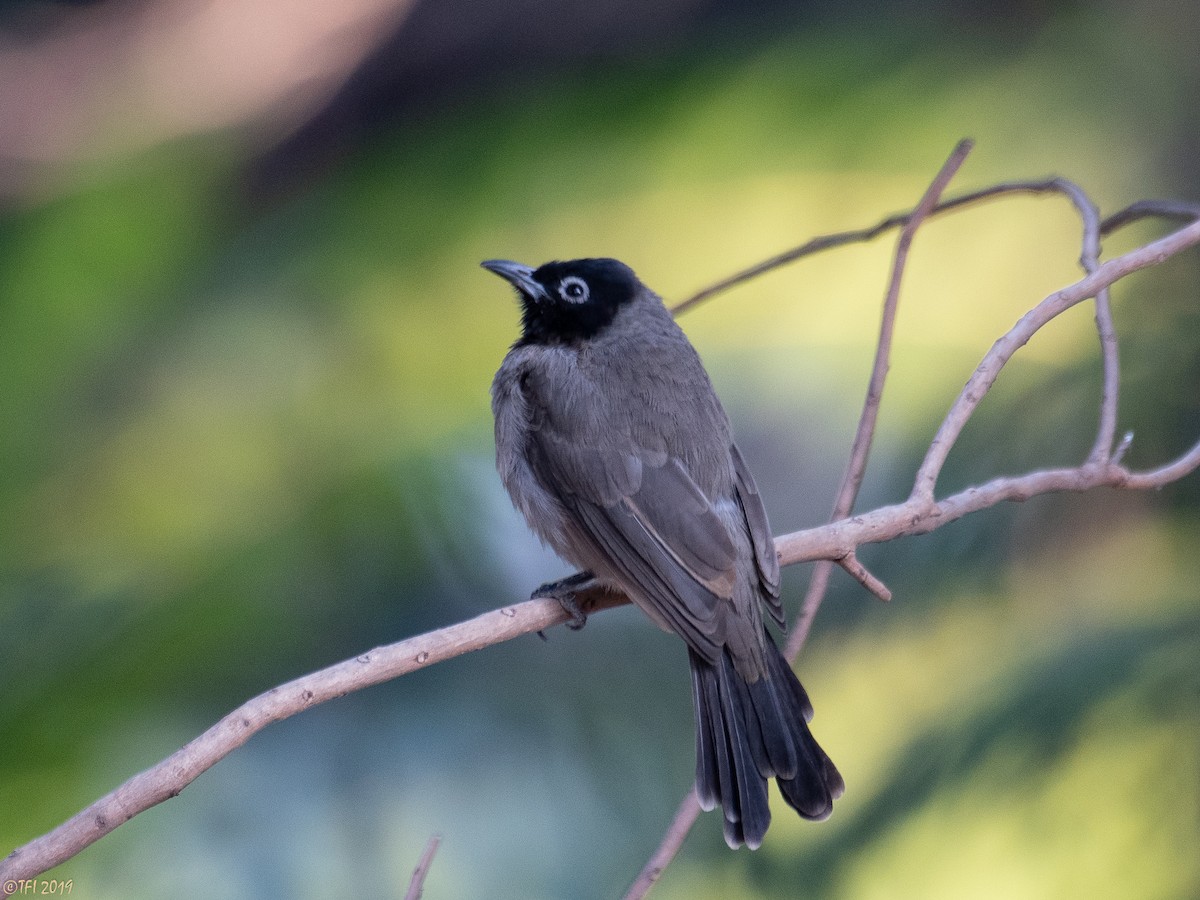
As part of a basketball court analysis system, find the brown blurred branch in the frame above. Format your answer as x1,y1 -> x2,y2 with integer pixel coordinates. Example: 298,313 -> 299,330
4,154 -> 1200,896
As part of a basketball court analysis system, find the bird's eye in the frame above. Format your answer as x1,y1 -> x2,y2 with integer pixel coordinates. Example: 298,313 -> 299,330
558,276 -> 590,304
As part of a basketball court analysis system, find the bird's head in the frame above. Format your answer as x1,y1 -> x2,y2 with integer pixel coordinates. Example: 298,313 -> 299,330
481,257 -> 642,345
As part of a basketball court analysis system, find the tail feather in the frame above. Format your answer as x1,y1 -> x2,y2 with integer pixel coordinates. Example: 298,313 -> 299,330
742,671 -> 799,779
763,635 -> 845,821
689,635 -> 844,848
692,659 -> 733,813
717,659 -> 771,848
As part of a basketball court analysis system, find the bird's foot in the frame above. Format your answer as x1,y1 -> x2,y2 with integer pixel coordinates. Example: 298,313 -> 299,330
532,571 -> 595,631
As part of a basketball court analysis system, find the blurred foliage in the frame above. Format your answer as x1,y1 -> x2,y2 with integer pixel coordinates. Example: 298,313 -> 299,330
2,3 -> 1199,898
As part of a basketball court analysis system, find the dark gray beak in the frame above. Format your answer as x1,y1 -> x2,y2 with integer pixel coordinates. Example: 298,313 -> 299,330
481,259 -> 549,302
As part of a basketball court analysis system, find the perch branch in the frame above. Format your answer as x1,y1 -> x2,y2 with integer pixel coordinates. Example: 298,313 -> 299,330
0,593 -> 626,888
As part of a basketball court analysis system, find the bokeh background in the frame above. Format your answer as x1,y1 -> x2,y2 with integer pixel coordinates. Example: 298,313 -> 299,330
2,1 -> 1198,897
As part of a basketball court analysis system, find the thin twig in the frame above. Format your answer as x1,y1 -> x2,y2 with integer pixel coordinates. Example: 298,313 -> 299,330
673,183 -> 1200,322
1100,199 -> 1200,234
833,138 -> 976,515
777,436 -> 1200,564
618,788 -> 703,899
909,216 -> 1200,504
1090,288 -> 1121,463
787,559 -> 833,661
1112,430 -> 1134,466
670,176 -> 1186,318
404,834 -> 442,900
837,552 -> 892,602
785,140 -> 977,652
1117,435 -> 1200,489
1045,179 -> 1120,463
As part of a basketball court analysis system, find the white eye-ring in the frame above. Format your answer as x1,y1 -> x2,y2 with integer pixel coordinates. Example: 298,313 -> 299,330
558,276 -> 590,304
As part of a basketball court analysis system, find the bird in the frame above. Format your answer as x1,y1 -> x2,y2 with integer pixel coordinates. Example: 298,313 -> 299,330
483,256 -> 843,849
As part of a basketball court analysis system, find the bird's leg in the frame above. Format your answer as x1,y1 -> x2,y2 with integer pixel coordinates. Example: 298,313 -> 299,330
532,570 -> 595,630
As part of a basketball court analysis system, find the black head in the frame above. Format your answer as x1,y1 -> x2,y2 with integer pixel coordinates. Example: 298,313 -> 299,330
481,257 -> 642,346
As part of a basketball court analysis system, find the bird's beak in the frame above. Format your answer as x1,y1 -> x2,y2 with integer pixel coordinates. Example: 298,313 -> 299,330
481,259 -> 549,302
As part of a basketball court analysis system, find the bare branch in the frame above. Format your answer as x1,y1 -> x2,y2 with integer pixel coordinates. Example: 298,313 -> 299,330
1117,435 -> 1200,489
776,443 -> 1200,566
837,552 -> 893,602
1100,199 -> 1200,234
404,834 -> 442,900
620,788 -> 703,900
836,139 -> 976,517
0,592 -> 626,887
1112,430 -> 1134,466
909,216 -> 1200,503
784,555 -> 832,661
1043,179 -> 1120,462
671,177 -> 1197,319
1090,286 -> 1121,463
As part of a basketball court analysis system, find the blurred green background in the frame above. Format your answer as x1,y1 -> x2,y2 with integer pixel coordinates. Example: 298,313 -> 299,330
2,1 -> 1198,897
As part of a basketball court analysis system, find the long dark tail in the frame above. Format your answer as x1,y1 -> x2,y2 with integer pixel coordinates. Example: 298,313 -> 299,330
689,634 -> 844,849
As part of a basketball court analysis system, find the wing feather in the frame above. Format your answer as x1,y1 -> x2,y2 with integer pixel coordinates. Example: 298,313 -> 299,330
531,429 -> 741,663
730,443 -> 784,629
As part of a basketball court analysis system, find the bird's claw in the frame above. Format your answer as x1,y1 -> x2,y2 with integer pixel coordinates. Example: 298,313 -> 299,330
532,571 -> 594,631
